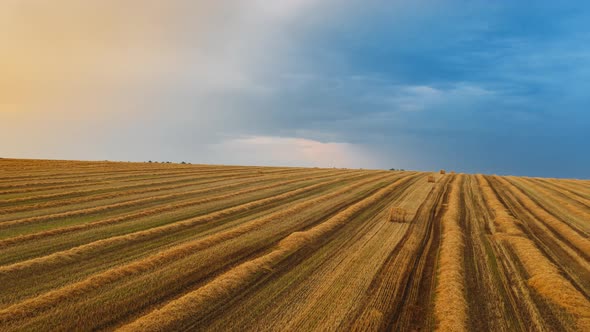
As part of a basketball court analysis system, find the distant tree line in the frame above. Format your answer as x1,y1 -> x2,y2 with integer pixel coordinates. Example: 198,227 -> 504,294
147,160 -> 191,165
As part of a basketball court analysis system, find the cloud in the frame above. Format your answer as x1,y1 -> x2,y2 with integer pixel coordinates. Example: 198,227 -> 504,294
207,136 -> 381,169
1,1 -> 589,177
0,0 -> 324,108
255,0 -> 321,18
370,83 -> 494,112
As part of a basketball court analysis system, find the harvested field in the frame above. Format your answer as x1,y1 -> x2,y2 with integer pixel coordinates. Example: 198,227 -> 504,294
0,159 -> 589,331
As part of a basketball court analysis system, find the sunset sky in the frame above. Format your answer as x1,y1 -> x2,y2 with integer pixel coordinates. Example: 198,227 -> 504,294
1,1 -> 589,177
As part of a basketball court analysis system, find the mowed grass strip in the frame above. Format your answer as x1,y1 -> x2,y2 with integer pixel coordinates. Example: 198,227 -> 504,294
0,172 -> 341,246
0,171 -> 372,277
0,172 -> 269,213
0,181 -> 107,197
0,164 -> 262,188
496,176 -> 590,258
0,165 -> 262,182
479,175 -> 590,331
0,169 -> 207,193
509,177 -> 590,228
0,165 -> 194,182
0,167 -> 300,207
69,174 -> 412,330
0,170 -> 325,225
0,169 -> 345,230
0,165 -> 273,198
348,174 -> 450,331
0,159 -> 268,182
0,177 -> 365,308
434,174 -> 467,332
490,176 -> 590,300
0,168 -> 324,219
0,159 -> 209,180
0,177 -> 101,191
546,179 -> 590,200
203,176 -> 427,331
117,174 -> 413,331
0,167 -> 309,217
514,177 -> 590,233
4,174 -> 396,331
4,158 -> 587,331
0,170 -> 352,242
0,173 -> 374,308
0,172 -> 400,327
533,179 -> 590,208
0,172 -> 368,268
0,166 -> 309,205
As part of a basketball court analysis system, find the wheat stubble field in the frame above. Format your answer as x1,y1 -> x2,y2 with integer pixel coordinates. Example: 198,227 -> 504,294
0,159 -> 589,331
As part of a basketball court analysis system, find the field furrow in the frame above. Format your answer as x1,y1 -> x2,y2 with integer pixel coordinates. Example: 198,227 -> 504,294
0,159 -> 588,331
0,173 -> 409,330
481,175 -> 590,331
0,167 -> 307,206
515,177 -> 590,233
196,174 -> 428,331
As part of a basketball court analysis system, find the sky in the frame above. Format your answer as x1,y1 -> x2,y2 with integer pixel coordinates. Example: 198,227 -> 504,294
1,1 -> 589,178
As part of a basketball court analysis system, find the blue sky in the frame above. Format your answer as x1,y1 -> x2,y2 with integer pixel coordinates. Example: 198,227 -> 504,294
2,1 -> 589,178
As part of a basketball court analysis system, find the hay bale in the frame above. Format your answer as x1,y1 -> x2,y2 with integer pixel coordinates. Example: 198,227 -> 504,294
450,171 -> 456,175
440,169 -> 446,175
388,207 -> 408,223
428,175 -> 436,183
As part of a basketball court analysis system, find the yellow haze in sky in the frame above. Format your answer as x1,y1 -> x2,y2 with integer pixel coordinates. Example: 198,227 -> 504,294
1,1 -> 220,112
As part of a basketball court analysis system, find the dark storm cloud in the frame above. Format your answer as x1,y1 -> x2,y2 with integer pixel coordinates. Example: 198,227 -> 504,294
2,1 -> 589,177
